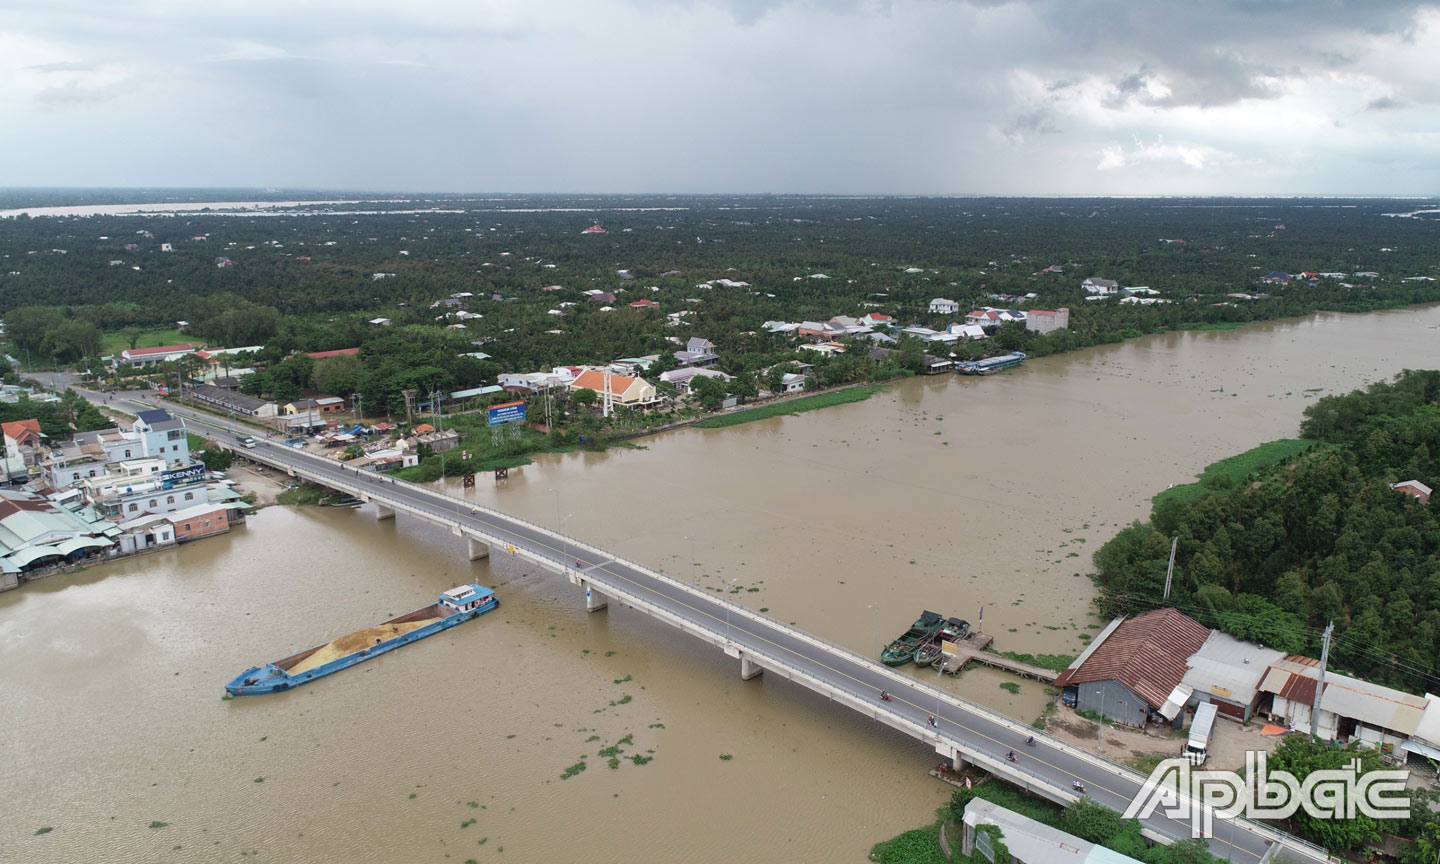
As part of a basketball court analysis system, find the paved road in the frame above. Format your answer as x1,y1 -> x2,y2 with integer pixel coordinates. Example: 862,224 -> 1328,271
78,389 -> 1327,863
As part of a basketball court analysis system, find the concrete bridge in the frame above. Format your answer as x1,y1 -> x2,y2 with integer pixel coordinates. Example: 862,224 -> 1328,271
140,399 -> 1330,864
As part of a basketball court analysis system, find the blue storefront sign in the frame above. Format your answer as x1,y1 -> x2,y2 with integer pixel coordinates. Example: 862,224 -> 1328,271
487,401 -> 526,427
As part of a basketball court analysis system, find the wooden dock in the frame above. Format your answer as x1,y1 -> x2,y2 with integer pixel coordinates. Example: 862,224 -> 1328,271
938,632 -> 1058,684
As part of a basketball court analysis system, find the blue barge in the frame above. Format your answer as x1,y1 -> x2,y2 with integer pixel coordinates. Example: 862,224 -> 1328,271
225,584 -> 498,696
955,351 -> 1026,375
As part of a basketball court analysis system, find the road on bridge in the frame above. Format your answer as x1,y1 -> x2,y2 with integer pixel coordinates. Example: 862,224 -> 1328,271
78,388 -> 1326,864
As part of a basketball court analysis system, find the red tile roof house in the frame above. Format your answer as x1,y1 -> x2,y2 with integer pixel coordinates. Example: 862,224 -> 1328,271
1053,608 -> 1211,728
2,419 -> 46,468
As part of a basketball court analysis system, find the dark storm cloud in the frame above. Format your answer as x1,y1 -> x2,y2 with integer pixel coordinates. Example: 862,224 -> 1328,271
1,0 -> 1437,193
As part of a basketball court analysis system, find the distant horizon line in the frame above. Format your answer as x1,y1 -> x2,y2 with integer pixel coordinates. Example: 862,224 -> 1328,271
0,187 -> 1437,201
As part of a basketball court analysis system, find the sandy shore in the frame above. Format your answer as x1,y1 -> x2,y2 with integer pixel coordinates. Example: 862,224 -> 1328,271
229,463 -> 287,506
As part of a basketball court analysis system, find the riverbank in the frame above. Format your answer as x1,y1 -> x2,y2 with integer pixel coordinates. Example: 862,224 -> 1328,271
1,465 -> 280,593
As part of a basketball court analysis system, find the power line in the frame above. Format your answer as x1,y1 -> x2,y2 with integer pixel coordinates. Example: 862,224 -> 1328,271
1102,590 -> 1440,688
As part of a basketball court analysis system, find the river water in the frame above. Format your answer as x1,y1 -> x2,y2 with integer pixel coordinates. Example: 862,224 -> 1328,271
4,305 -> 1438,862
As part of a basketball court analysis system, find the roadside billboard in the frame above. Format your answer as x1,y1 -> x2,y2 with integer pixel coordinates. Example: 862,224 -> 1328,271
487,400 -> 526,427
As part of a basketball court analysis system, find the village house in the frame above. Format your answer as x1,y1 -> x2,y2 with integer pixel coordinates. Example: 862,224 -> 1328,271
1025,307 -> 1070,334
965,308 -> 1026,326
2,419 -> 46,476
1081,277 -> 1119,295
165,503 -> 230,542
860,312 -> 893,328
132,409 -> 191,469
1392,480 -> 1432,505
798,342 -> 846,356
928,298 -> 960,315
796,321 -> 845,341
673,337 -> 719,367
659,367 -> 733,394
947,323 -> 987,340
779,373 -> 807,394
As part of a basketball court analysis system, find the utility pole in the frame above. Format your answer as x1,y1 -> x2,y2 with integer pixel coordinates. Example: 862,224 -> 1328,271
1312,621 -> 1335,741
1163,536 -> 1178,601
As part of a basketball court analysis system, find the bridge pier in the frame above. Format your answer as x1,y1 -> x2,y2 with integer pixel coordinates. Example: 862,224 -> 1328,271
472,535 -> 495,564
375,503 -> 395,521
739,655 -> 764,680
466,537 -> 489,561
584,581 -> 608,612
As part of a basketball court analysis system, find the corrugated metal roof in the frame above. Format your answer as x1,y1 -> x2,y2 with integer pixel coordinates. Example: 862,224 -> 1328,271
1181,630 -> 1284,706
1260,656 -> 1427,736
1051,608 -> 1211,708
963,799 -> 1143,864
1411,695 -> 1440,748
1159,683 -> 1194,721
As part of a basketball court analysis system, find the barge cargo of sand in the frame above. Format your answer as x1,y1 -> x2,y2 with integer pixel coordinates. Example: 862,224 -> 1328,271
225,584 -> 497,696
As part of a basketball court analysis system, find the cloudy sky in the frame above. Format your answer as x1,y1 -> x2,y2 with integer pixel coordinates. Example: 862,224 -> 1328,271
4,0 -> 1438,195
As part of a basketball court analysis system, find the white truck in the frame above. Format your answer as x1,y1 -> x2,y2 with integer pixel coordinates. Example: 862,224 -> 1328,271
234,433 -> 257,449
1186,702 -> 1218,766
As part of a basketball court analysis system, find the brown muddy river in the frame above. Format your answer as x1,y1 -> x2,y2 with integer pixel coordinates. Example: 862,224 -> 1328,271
4,306 -> 1438,862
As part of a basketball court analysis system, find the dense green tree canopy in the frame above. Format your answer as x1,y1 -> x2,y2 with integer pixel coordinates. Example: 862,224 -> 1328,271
1094,370 -> 1440,692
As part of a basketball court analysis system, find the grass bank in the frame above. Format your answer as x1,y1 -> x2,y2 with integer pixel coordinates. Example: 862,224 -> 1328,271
1152,438 -> 1317,509
1175,321 -> 1246,332
694,385 -> 885,429
992,650 -> 1075,673
389,416 -> 640,483
276,484 -> 328,506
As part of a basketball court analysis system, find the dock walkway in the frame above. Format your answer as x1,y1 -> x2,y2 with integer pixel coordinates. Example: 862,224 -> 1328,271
939,632 -> 1058,684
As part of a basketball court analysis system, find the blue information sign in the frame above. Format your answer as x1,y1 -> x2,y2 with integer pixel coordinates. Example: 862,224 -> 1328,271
487,401 -> 527,427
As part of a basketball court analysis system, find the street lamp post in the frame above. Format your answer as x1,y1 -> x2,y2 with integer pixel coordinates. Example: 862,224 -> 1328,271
725,578 -> 737,641
684,535 -> 697,587
935,662 -> 944,730
867,603 -> 879,660
1096,689 -> 1104,755
550,488 -> 568,567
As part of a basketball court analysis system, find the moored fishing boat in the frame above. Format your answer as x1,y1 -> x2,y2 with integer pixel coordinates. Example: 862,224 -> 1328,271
919,617 -> 971,667
880,611 -> 944,666
225,584 -> 497,696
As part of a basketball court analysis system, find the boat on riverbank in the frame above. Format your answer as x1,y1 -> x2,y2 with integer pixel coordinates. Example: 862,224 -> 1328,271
880,611 -> 945,666
955,352 -> 1026,375
225,584 -> 498,695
